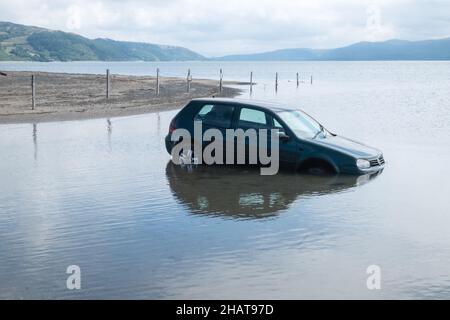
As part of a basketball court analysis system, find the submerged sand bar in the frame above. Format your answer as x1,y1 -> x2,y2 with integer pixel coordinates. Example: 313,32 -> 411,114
0,71 -> 242,124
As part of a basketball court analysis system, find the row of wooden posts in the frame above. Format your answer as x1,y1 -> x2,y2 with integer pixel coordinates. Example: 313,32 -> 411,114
104,68 -> 312,97
1,69 -> 313,110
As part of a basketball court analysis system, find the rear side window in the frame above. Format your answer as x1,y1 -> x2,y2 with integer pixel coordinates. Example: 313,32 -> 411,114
194,104 -> 235,128
239,108 -> 269,127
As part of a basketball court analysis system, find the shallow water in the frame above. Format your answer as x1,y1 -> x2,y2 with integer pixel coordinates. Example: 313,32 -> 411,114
1,61 -> 450,299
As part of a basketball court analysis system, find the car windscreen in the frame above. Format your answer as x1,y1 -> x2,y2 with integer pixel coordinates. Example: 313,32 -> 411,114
277,110 -> 322,139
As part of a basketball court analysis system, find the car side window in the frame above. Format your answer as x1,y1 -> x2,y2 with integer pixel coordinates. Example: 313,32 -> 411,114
194,104 -> 235,128
196,104 -> 213,118
239,108 -> 269,127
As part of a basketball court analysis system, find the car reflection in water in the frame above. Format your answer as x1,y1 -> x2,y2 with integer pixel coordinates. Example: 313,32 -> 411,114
166,162 -> 382,220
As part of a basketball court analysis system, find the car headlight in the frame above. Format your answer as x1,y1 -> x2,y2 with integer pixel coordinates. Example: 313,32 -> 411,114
356,159 -> 371,169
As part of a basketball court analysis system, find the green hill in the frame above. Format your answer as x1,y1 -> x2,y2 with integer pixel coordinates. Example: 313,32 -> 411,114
215,38 -> 450,61
0,21 -> 205,62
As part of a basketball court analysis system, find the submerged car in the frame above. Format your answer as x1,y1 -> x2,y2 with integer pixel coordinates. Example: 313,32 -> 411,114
165,98 -> 385,175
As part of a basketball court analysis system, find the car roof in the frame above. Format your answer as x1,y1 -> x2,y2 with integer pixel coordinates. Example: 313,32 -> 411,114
191,97 -> 294,112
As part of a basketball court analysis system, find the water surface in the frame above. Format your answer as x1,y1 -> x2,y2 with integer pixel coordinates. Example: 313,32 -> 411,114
1,61 -> 450,299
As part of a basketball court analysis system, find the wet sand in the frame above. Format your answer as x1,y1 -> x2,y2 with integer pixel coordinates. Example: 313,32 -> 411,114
0,71 -> 242,124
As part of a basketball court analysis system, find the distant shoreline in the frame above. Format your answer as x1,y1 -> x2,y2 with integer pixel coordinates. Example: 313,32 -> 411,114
2,59 -> 450,63
0,71 -> 243,124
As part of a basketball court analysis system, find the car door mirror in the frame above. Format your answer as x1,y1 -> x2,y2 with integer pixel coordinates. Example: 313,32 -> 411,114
277,131 -> 290,142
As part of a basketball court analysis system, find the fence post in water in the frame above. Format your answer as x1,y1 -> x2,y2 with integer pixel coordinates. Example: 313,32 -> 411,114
156,68 -> 160,95
296,72 -> 299,87
311,75 -> 313,85
187,69 -> 191,93
31,75 -> 36,110
250,71 -> 253,93
275,72 -> 278,91
219,69 -> 223,93
106,69 -> 110,99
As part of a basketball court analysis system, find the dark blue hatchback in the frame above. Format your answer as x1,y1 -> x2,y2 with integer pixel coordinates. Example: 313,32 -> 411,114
165,98 -> 384,175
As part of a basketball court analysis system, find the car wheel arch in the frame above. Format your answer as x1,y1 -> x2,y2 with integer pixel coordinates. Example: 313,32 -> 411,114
297,156 -> 339,174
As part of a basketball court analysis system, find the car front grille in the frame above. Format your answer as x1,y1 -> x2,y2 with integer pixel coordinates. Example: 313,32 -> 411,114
370,155 -> 385,167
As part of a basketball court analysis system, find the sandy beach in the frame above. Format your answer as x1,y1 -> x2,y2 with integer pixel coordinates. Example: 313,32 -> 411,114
0,71 -> 242,124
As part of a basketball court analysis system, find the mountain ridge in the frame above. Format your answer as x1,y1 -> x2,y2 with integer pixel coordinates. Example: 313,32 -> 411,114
214,38 -> 450,61
1,21 -> 450,62
0,21 -> 206,62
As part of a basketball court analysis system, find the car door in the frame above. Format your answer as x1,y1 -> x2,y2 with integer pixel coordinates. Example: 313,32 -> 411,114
235,107 -> 272,165
270,115 -> 300,166
193,103 -> 236,164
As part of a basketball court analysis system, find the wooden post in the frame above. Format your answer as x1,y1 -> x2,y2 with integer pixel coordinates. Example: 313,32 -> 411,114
219,69 -> 223,92
31,75 -> 36,110
106,69 -> 110,99
311,75 -> 313,85
275,72 -> 278,91
250,71 -> 253,93
156,68 -> 160,95
187,69 -> 191,93
296,72 -> 299,87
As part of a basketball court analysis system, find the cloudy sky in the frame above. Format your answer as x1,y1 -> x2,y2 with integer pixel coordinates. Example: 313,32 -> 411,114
1,0 -> 449,56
